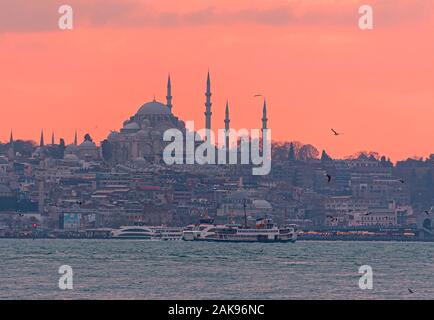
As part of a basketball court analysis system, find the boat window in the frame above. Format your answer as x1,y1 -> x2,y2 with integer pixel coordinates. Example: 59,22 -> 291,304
122,228 -> 150,232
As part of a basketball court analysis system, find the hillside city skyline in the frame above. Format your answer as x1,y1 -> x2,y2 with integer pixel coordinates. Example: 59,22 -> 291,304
2,0 -> 434,303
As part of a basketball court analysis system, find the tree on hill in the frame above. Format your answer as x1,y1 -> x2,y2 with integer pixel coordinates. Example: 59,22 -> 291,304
321,150 -> 332,161
345,151 -> 380,161
298,144 -> 319,161
288,142 -> 296,161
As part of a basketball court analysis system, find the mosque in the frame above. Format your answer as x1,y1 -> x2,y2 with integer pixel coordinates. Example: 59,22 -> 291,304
103,72 -> 269,165
104,74 -> 186,164
25,73 -> 268,164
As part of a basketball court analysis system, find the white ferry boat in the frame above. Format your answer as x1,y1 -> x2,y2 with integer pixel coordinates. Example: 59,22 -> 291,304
182,217 -> 224,241
183,217 -> 297,243
111,225 -> 183,240
150,226 -> 184,241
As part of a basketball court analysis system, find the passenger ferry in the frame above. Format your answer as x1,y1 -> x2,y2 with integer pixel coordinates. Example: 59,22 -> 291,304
111,225 -> 183,240
151,226 -> 184,241
183,217 -> 297,243
182,217 -> 224,241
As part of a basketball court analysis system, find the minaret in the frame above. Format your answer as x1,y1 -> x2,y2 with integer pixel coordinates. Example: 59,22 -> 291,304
261,99 -> 268,146
166,74 -> 173,112
74,130 -> 78,146
204,71 -> 212,134
51,132 -> 55,145
40,130 -> 45,147
8,130 -> 14,160
224,100 -> 230,132
224,100 -> 230,162
262,99 -> 268,130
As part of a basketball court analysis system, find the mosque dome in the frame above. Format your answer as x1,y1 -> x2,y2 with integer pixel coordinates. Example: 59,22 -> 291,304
141,119 -> 151,127
108,131 -> 120,139
65,144 -> 79,153
123,122 -> 140,130
33,146 -> 47,157
136,100 -> 171,115
79,140 -> 96,148
136,129 -> 148,137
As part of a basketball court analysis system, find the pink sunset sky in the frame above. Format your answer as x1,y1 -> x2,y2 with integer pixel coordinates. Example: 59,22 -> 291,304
0,0 -> 434,161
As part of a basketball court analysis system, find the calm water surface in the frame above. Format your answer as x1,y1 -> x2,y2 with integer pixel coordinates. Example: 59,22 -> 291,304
0,239 -> 433,299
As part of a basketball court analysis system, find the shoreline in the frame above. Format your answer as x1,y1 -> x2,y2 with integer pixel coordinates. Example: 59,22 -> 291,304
1,236 -> 434,242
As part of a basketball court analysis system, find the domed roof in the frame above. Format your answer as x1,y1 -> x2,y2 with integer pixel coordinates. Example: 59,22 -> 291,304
79,140 -> 97,148
108,131 -> 120,139
141,119 -> 151,127
136,100 -> 171,115
123,122 -> 140,130
33,146 -> 47,156
65,144 -> 79,152
136,129 -> 148,136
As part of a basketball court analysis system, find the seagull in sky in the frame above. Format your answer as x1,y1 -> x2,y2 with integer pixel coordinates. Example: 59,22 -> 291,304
331,128 -> 341,136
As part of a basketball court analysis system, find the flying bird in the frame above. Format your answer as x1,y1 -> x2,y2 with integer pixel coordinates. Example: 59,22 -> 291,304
365,212 -> 372,216
254,94 -> 263,97
325,174 -> 332,183
408,288 -> 414,294
398,179 -> 405,184
331,128 -> 341,136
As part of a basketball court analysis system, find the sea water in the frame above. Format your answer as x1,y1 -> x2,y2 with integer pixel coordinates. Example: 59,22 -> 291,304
0,239 -> 433,299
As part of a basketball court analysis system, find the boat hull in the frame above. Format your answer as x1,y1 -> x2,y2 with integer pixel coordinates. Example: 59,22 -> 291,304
183,232 -> 297,243
191,238 -> 296,243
